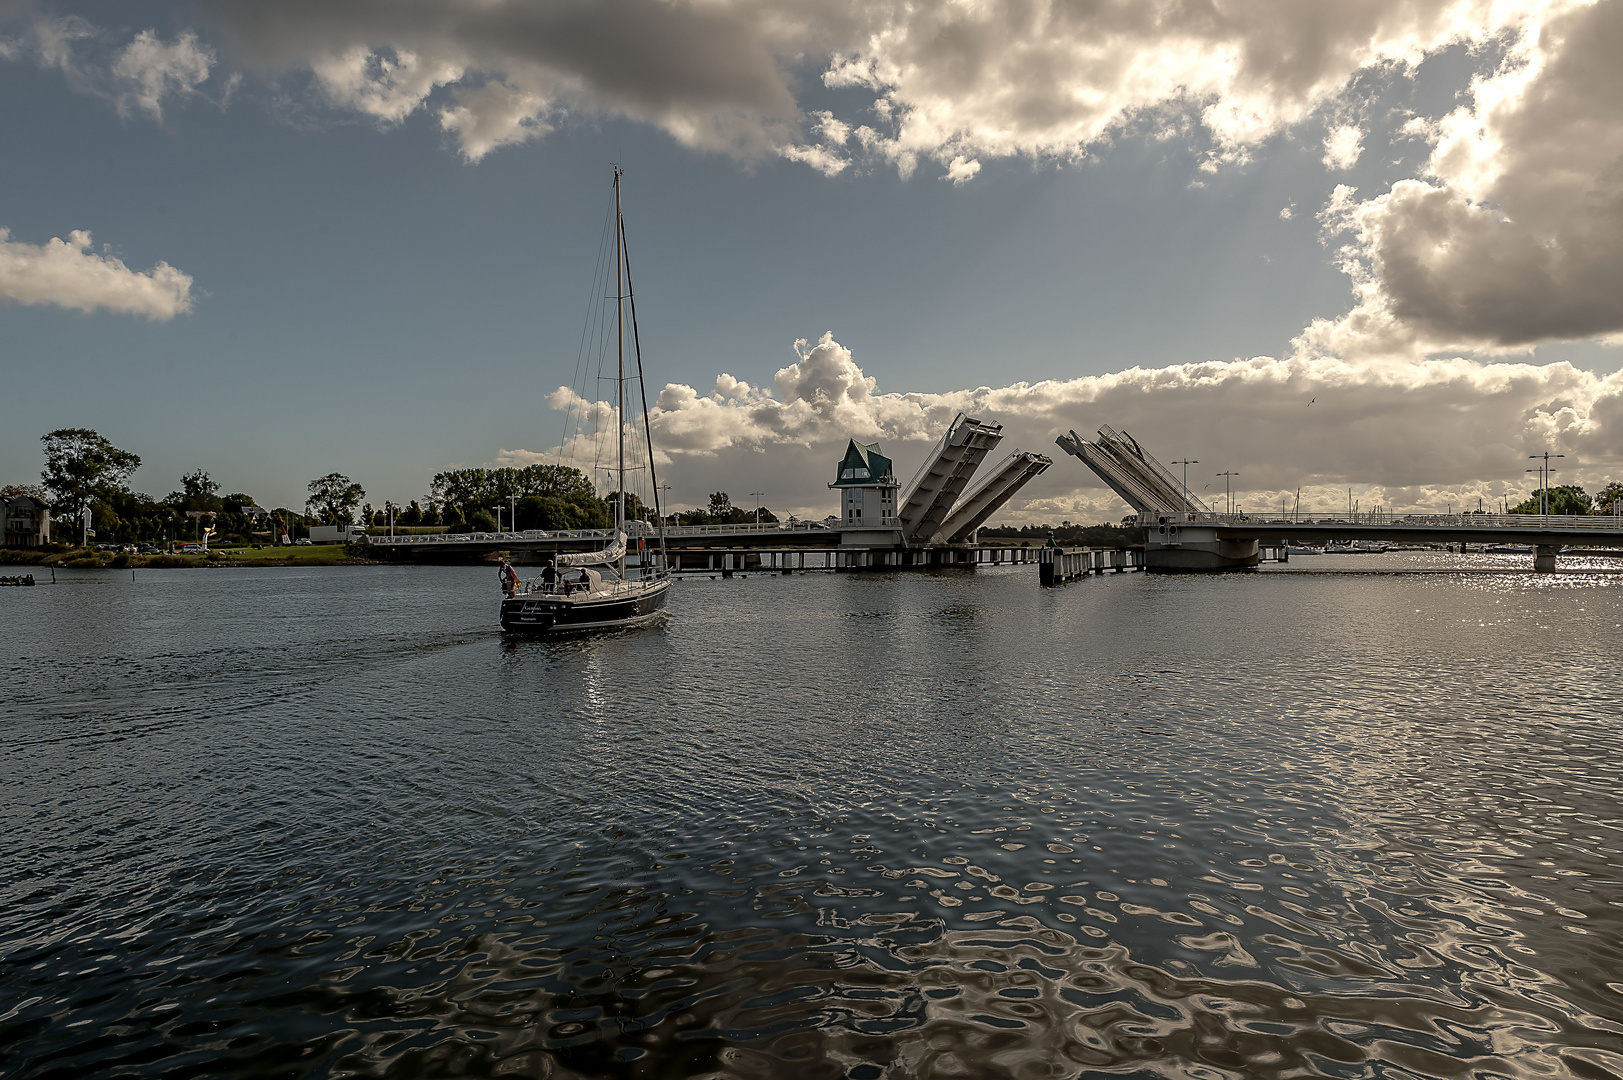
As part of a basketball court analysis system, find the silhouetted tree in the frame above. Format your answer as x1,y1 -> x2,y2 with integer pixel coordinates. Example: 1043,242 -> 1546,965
307,473 -> 366,525
39,428 -> 141,525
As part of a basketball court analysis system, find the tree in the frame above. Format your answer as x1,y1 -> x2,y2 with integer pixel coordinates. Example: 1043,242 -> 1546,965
40,428 -> 142,525
708,492 -> 732,518
1,483 -> 49,501
223,492 -> 258,512
1510,484 -> 1591,515
430,465 -> 599,521
169,469 -> 224,513
307,473 -> 366,525
1596,481 -> 1623,516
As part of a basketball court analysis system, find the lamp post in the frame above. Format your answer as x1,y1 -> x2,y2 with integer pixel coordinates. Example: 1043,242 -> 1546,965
1216,472 -> 1238,516
1171,459 -> 1198,506
749,491 -> 766,525
659,482 -> 673,526
1528,452 -> 1564,515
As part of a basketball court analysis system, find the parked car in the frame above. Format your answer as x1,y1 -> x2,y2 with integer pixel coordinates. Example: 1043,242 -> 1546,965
137,545 -> 160,554
294,538 -> 313,546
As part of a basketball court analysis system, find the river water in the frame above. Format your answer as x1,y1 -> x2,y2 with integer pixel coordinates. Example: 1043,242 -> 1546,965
3,555 -> 1621,1079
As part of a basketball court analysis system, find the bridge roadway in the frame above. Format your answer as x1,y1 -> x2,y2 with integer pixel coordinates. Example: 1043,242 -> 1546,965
1174,511 -> 1623,570
366,522 -> 867,563
1201,512 -> 1623,546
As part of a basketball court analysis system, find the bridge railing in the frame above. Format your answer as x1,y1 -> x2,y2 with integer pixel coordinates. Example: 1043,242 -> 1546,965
367,528 -> 623,546
1137,511 -> 1623,531
656,521 -> 837,537
364,520 -> 850,545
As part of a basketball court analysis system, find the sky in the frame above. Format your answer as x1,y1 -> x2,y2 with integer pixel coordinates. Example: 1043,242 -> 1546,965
3,0 -> 1622,522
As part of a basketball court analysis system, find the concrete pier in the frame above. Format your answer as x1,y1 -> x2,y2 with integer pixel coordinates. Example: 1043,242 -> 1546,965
1038,547 -> 1145,585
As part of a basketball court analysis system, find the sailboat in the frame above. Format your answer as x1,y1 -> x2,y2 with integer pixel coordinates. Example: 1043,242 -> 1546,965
500,167 -> 672,634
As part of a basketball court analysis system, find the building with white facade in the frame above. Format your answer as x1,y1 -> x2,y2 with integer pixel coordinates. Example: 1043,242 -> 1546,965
829,439 -> 902,544
2,494 -> 51,547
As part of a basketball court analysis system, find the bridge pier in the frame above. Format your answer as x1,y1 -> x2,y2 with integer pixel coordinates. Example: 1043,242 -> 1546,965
1535,545 -> 1558,573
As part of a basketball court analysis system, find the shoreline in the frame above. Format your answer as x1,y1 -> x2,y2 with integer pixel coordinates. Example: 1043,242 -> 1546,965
0,547 -> 384,569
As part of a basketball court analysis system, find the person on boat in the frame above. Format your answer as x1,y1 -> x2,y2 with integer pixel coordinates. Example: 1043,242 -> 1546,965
499,561 -> 519,596
541,558 -> 558,592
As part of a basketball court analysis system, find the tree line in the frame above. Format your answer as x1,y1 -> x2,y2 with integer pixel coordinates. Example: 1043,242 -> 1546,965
15,429 -> 792,546
1509,483 -> 1623,516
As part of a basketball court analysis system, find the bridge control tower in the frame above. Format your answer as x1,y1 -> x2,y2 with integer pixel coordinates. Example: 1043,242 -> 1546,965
829,439 -> 902,545
830,413 -> 1054,548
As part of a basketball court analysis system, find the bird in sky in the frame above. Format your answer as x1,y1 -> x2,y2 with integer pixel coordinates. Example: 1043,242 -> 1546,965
1309,398 -> 1315,405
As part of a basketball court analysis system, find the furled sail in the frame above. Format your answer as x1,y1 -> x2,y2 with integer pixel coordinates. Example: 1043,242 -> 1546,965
554,531 -> 626,568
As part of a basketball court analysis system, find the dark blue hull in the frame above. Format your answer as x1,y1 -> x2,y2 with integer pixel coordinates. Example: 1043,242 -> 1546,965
500,579 -> 670,634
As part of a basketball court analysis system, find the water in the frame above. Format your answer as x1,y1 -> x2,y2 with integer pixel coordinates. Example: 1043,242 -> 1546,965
3,556 -> 1621,1079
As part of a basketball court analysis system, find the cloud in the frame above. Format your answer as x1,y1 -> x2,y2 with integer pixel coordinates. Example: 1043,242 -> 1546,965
502,333 -> 1623,522
10,2 -> 1616,359
212,0 -> 806,162
187,1 -> 1550,177
111,29 -> 214,119
0,227 -> 195,319
439,80 -> 551,161
308,44 -> 463,125
1,14 -> 215,120
1322,123 -> 1364,169
1301,0 -> 1623,357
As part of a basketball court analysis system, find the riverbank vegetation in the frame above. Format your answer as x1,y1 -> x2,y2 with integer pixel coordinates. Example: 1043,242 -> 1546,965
22,543 -> 374,570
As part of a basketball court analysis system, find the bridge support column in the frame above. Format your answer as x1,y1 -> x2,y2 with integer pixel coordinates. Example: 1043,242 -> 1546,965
1535,545 -> 1558,573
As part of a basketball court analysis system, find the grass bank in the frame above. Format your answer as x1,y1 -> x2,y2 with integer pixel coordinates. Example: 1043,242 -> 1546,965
36,545 -> 378,569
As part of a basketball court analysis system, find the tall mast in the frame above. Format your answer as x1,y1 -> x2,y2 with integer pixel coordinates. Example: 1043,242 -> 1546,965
613,166 -> 626,577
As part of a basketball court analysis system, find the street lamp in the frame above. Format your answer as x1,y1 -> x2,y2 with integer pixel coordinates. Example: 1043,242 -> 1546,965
1171,459 -> 1198,506
1216,471 -> 1238,516
1528,452 -> 1564,516
749,490 -> 766,525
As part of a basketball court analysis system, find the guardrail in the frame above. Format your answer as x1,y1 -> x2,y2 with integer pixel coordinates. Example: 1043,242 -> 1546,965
1138,511 -> 1623,531
365,520 -> 844,546
367,528 -> 624,546
657,521 -> 836,537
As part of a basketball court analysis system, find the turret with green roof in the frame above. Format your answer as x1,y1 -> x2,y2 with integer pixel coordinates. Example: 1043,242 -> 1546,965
829,438 -> 900,529
831,440 -> 895,487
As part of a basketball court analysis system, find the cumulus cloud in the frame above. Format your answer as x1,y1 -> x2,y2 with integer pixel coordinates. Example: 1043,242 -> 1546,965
0,227 -> 195,319
1302,0 -> 1623,357
506,333 -> 1623,522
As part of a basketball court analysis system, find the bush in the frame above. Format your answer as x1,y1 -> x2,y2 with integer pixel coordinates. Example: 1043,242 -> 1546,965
145,555 -> 190,568
0,549 -> 45,565
110,554 -> 131,568
64,556 -> 106,569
